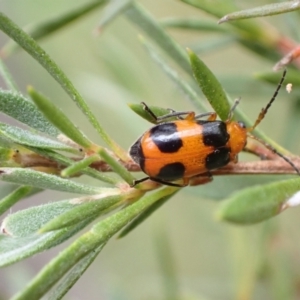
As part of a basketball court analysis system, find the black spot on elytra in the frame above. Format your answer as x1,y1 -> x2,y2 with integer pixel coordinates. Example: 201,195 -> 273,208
129,137 -> 145,171
200,121 -> 229,147
205,147 -> 230,170
156,162 -> 185,181
150,123 -> 183,153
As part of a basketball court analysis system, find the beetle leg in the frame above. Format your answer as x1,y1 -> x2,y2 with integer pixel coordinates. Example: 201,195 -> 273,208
130,176 -> 151,187
189,173 -> 213,186
205,112 -> 217,121
131,175 -> 187,187
141,102 -> 194,123
166,108 -> 184,120
149,178 -> 187,187
156,111 -> 196,122
142,102 -> 217,123
192,111 -> 217,121
141,102 -> 159,122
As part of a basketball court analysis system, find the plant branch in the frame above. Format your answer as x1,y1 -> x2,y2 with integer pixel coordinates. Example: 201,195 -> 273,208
12,150 -> 300,176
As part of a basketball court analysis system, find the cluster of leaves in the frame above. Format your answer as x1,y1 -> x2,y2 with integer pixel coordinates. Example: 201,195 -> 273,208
0,1 -> 300,299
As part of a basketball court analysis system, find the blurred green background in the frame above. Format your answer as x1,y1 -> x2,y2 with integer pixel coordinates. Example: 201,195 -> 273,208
1,1 -> 300,299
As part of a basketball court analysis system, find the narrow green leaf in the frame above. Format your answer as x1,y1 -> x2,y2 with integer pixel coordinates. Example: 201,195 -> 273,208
129,102 -> 208,125
0,235 -> 58,265
216,178 -> 300,224
0,90 -> 59,137
10,186 -> 178,300
2,200 -> 74,237
125,2 -> 191,74
61,155 -> 99,177
0,185 -> 39,216
188,49 -> 230,120
28,87 -> 92,149
118,190 -> 178,238
128,103 -> 171,124
98,148 -> 135,185
180,0 -> 236,18
181,0 -> 280,50
0,59 -> 18,91
98,0 -> 132,30
2,0 -> 107,56
255,70 -> 300,88
139,36 -> 207,112
161,17 -> 228,32
0,168 -> 105,194
0,123 -> 78,153
0,12 -> 127,160
40,193 -> 123,232
92,187 -> 178,237
0,211 -> 99,267
47,244 -> 104,300
219,1 -> 300,23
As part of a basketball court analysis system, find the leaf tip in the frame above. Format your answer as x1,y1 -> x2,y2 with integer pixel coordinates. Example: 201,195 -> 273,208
186,47 -> 193,55
218,15 -> 229,24
281,190 -> 300,211
27,85 -> 34,93
214,209 -> 224,222
38,227 -> 53,234
116,232 -> 124,239
127,102 -> 135,109
60,170 -> 68,178
186,48 -> 197,61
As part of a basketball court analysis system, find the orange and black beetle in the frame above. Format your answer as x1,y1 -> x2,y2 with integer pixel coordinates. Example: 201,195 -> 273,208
129,70 -> 299,187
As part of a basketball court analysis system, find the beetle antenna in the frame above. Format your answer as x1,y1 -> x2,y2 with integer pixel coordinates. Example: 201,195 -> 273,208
248,69 -> 287,132
247,133 -> 300,175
